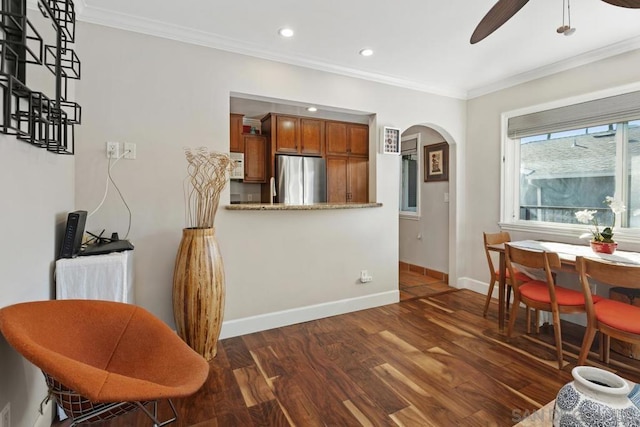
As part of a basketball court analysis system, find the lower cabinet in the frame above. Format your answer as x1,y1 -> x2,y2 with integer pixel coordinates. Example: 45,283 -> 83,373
243,135 -> 266,183
327,156 -> 368,203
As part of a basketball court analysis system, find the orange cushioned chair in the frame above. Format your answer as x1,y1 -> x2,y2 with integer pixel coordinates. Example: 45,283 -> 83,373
576,256 -> 640,366
505,244 -> 601,369
482,231 -> 533,317
0,299 -> 210,426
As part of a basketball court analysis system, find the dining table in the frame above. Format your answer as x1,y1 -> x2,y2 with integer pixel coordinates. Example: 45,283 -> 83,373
487,240 -> 640,331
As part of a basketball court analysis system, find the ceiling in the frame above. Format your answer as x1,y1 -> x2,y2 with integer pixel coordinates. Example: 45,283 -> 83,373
77,0 -> 640,99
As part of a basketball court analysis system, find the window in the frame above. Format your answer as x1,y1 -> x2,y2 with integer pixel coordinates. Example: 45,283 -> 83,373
502,89 -> 640,242
400,133 -> 420,217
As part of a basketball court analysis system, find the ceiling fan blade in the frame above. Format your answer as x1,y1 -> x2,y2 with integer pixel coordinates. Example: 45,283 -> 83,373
600,0 -> 640,8
470,0 -> 530,44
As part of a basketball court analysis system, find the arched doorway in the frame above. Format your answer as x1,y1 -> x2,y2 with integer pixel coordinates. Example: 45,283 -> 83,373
399,124 -> 452,300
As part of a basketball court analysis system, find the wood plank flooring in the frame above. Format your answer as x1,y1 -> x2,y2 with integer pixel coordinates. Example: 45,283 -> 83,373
399,269 -> 452,301
55,272 -> 640,426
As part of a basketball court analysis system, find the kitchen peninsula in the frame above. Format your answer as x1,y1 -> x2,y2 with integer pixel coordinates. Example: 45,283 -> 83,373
226,202 -> 382,211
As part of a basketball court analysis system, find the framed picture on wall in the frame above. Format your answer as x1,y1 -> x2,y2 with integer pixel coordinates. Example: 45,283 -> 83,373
424,142 -> 449,182
381,126 -> 401,154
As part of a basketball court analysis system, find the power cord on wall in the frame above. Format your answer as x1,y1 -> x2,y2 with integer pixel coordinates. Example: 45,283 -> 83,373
87,147 -> 132,240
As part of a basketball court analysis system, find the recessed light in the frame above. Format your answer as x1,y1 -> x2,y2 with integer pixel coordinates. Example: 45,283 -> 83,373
307,107 -> 318,112
278,28 -> 294,38
359,48 -> 374,57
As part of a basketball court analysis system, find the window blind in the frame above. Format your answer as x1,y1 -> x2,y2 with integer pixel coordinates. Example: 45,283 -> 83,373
508,90 -> 640,138
401,137 -> 417,154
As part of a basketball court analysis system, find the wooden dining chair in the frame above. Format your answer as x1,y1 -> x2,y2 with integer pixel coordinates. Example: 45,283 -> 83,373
576,256 -> 640,366
505,244 -> 597,369
482,231 -> 532,317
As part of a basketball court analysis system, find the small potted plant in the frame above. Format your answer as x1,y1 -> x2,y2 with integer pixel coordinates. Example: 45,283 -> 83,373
575,196 -> 626,254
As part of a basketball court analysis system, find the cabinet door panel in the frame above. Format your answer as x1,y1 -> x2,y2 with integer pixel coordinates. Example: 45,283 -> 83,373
348,124 -> 369,156
244,135 -> 266,183
230,114 -> 244,153
326,156 -> 348,203
326,122 -> 348,155
275,116 -> 298,153
348,157 -> 369,203
300,118 -> 323,155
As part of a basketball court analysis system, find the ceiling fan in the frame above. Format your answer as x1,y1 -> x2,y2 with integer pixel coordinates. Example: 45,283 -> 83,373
470,0 -> 640,44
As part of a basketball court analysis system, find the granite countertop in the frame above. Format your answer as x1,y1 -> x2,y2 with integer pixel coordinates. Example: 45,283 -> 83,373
225,202 -> 383,211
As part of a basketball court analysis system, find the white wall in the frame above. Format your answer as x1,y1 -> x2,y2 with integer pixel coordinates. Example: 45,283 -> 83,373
399,126 -> 449,273
463,48 -> 640,291
0,137 -> 74,427
73,23 -> 467,333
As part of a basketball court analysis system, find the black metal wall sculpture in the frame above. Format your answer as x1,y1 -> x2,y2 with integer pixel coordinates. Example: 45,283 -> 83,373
0,0 -> 80,154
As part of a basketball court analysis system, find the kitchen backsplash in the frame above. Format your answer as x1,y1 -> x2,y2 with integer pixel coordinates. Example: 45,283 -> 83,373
230,181 -> 262,203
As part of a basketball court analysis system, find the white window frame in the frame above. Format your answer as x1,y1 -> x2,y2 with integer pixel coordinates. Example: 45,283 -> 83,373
400,133 -> 421,219
500,83 -> 640,245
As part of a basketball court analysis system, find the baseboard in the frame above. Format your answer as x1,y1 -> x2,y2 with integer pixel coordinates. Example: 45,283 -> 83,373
399,261 -> 448,283
33,398 -> 54,427
219,290 -> 399,339
457,277 -> 491,296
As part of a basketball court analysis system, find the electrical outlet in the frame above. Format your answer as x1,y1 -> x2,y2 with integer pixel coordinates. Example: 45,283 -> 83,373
360,270 -> 372,283
247,194 -> 253,202
124,142 -> 136,159
1,402 -> 10,427
106,141 -> 119,159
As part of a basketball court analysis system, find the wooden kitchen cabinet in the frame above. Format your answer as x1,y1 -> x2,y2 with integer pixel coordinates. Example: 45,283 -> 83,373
299,118 -> 324,155
243,135 -> 266,183
327,156 -> 368,203
274,115 -> 298,153
262,114 -> 324,156
326,121 -> 368,156
230,113 -> 244,153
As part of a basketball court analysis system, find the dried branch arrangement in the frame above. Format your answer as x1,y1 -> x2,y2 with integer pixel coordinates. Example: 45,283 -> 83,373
183,148 -> 236,228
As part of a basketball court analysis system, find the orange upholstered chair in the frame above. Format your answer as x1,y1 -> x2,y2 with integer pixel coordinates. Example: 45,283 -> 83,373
482,231 -> 532,317
505,244 -> 600,369
576,256 -> 640,366
0,300 -> 209,426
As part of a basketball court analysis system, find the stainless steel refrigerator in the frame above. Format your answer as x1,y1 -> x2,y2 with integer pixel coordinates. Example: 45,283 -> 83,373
275,155 -> 327,204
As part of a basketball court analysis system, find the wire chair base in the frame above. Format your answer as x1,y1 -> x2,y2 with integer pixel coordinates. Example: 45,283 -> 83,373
44,372 -> 178,426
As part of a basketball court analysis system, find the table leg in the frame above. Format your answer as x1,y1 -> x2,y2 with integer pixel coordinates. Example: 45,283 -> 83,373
498,252 -> 506,331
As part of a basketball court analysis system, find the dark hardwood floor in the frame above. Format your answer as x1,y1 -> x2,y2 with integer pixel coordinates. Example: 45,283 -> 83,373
55,272 -> 640,426
399,269 -> 452,301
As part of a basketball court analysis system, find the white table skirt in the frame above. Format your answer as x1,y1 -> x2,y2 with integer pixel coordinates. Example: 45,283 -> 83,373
55,250 -> 134,303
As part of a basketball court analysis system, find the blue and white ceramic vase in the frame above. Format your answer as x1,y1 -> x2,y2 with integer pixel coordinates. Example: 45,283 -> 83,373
553,366 -> 640,426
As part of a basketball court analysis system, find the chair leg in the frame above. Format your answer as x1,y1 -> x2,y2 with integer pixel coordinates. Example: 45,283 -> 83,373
526,308 -> 531,334
507,293 -> 520,338
535,310 -> 540,334
551,309 -> 564,369
483,279 -> 496,317
601,334 -> 611,364
506,285 -> 512,317
578,325 -> 597,366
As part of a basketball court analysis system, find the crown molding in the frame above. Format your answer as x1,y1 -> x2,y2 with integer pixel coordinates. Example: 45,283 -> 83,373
75,4 -> 640,101
468,35 -> 640,99
76,5 -> 468,100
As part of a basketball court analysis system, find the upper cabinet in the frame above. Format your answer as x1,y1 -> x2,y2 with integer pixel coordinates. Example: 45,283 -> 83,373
230,113 -> 244,153
299,118 -> 324,156
262,114 -> 324,156
326,121 -> 369,157
274,115 -> 298,153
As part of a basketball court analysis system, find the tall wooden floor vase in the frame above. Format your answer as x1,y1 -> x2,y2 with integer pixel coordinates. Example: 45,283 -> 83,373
173,227 -> 225,360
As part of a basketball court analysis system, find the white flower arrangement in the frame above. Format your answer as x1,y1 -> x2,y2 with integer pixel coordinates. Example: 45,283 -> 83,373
575,196 -> 626,243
